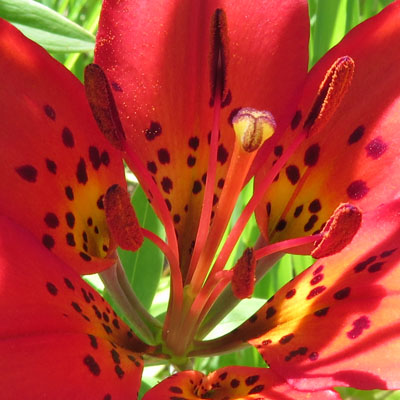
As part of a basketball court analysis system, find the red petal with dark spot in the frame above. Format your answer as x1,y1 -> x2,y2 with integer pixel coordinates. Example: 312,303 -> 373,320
0,216 -> 146,398
0,20 -> 126,274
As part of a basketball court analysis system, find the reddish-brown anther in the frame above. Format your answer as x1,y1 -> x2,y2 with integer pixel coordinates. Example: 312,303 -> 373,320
232,248 -> 256,299
312,203 -> 362,258
104,184 -> 143,252
84,64 -> 126,151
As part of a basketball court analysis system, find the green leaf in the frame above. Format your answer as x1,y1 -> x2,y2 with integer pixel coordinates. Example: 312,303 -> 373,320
118,186 -> 165,310
0,0 -> 94,52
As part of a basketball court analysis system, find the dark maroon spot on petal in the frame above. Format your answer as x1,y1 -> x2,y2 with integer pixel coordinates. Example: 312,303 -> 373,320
158,148 -> 170,164
248,385 -> 264,395
304,215 -> 318,232
173,214 -> 181,224
101,151 -> 110,166
65,186 -> 74,201
267,295 -> 274,303
314,307 -> 329,317
217,178 -> 225,189
201,173 -> 207,184
310,274 -> 323,285
309,199 -> 321,213
188,136 -> 199,150
76,158 -> 88,184
46,159 -> 57,174
213,194 -> 219,205
112,319 -> 120,329
249,314 -> 258,323
381,248 -> 397,258
365,137 -> 387,160
83,231 -> 88,243
219,372 -> 227,380
354,256 -> 377,273
347,180 -> 369,200
286,165 -> 300,185
145,121 -> 162,141
64,277 -> 74,290
275,219 -> 287,231
65,212 -> 75,229
103,324 -> 112,334
104,395 -> 111,400
279,334 -> 294,344
89,146 -> 101,170
66,233 -> 76,246
217,144 -> 228,165
273,172 -> 280,182
266,202 -> 271,216
291,110 -> 302,130
228,107 -> 241,126
266,306 -> 276,319
170,387 -> 183,394
294,205 -> 303,218
83,355 -> 100,376
62,127 -> 75,148
230,379 -> 240,388
111,81 -> 123,92
71,302 -> 82,313
348,125 -> 365,145
192,180 -> 202,194
87,217 -> 93,226
16,165 -> 37,182
115,365 -> 124,379
262,339 -> 272,346
147,161 -> 157,174
307,285 -> 326,300
304,144 -> 320,167
347,315 -> 370,339
285,289 -> 296,299
88,334 -> 98,349
165,199 -> 172,211
187,155 -> 196,167
46,282 -> 58,295
92,305 -> 102,319
274,145 -> 283,157
309,352 -> 319,361
82,288 -> 91,303
44,104 -> 56,120
80,252 -> 92,261
334,287 -> 351,300
161,177 -> 173,194
97,195 -> 104,209
285,347 -> 308,362
111,349 -> 120,364
313,265 -> 324,275
368,262 -> 384,273
42,234 -> 55,250
44,213 -> 59,228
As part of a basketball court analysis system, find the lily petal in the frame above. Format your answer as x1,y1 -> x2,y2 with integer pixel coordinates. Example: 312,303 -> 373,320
95,0 -> 309,271
256,1 -> 400,245
143,366 -> 339,399
0,19 -> 126,274
0,215 -> 145,398
230,198 -> 400,390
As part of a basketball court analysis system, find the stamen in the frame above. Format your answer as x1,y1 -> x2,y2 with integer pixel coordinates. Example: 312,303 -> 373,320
232,248 -> 256,299
210,8 -> 228,103
232,108 -> 276,152
84,64 -> 126,150
104,184 -> 143,252
312,203 -> 362,258
188,109 -> 275,291
303,56 -> 355,135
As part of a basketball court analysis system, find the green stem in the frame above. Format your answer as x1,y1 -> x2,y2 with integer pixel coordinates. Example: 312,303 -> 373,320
100,256 -> 162,345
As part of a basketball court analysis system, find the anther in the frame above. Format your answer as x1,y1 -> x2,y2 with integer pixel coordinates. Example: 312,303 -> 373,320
84,64 -> 126,150
312,203 -> 362,258
304,56 -> 355,135
104,184 -> 143,252
232,108 -> 276,152
232,248 -> 256,299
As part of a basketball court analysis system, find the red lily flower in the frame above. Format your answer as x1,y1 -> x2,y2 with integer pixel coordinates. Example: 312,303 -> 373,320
2,0 -> 400,398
